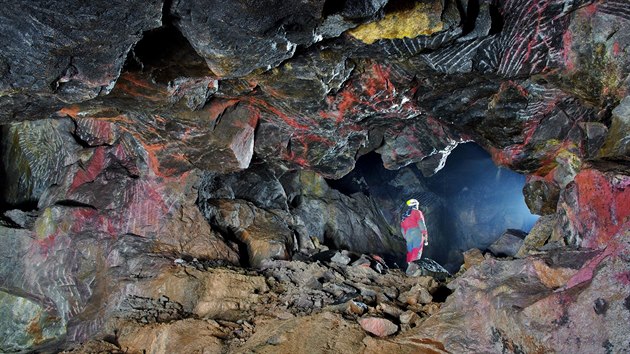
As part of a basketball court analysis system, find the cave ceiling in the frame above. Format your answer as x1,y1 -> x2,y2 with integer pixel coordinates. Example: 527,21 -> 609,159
2,0 -> 627,180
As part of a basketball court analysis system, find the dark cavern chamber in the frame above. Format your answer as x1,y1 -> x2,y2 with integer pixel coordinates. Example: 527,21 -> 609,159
1,0 -> 629,353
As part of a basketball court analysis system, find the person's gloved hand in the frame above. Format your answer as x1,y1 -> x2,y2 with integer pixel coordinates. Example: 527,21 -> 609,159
424,240 -> 429,246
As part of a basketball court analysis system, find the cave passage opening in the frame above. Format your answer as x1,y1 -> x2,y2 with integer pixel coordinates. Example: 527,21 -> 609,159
328,142 -> 539,272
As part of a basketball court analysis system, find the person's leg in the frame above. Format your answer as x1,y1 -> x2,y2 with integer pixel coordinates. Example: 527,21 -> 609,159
405,228 -> 423,274
406,228 -> 422,262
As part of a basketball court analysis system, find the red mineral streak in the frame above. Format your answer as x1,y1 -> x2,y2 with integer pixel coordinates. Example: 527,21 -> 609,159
35,233 -> 58,256
583,3 -> 598,16
113,72 -> 167,101
75,118 -> 115,143
144,143 -> 177,178
246,97 -> 312,130
613,41 -> 621,56
206,99 -> 240,121
565,247 -> 612,290
503,81 -> 530,97
616,271 -> 630,286
574,170 -> 630,249
332,90 -> 360,124
57,105 -> 82,119
69,147 -> 107,193
562,30 -> 575,71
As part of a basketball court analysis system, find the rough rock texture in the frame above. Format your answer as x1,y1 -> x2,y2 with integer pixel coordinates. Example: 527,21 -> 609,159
1,0 -> 630,352
0,0 -> 163,121
487,229 -> 527,257
60,256 -> 445,354
516,214 -> 557,257
198,167 -> 406,266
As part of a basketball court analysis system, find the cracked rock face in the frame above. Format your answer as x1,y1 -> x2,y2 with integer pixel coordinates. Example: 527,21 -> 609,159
0,0 -> 629,352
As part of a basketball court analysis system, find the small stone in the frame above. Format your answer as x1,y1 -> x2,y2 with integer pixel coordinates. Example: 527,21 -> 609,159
266,334 -> 287,345
347,300 -> 368,315
331,251 -> 351,265
377,302 -> 403,318
422,303 -> 441,316
399,310 -> 419,325
358,317 -> 398,337
398,285 -> 432,305
593,298 -> 608,315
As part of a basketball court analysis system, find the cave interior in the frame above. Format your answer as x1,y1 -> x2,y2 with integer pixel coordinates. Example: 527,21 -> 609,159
0,0 -> 629,352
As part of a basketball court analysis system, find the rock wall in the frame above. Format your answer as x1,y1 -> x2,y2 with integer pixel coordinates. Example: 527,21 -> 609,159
0,0 -> 629,352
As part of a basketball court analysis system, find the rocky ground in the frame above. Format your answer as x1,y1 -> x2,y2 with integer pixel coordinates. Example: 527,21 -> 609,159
56,227 -> 630,354
58,252 -> 450,354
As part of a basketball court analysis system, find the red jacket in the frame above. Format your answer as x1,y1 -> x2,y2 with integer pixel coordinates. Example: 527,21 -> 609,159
401,209 -> 427,235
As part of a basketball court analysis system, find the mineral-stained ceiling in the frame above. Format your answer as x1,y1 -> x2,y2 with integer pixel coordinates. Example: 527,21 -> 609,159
0,0 -> 629,352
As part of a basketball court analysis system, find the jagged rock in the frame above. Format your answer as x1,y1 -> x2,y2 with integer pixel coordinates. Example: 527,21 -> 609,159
120,295 -> 187,324
559,2 -> 630,105
331,251 -> 352,265
0,0 -> 162,121
288,170 -> 405,258
523,176 -> 561,215
3,209 -> 38,229
154,203 -> 240,263
399,310 -> 420,325
198,164 -> 288,210
556,168 -> 630,248
408,258 -> 451,281
516,215 -> 557,258
1,0 -> 630,352
487,229 -> 527,257
0,119 -> 80,206
171,0 -> 332,78
358,317 -> 398,337
600,96 -> 630,159
377,302 -> 403,318
461,248 -> 485,270
398,285 -> 433,306
200,199 -> 293,267
389,245 -> 630,353
347,300 -> 369,316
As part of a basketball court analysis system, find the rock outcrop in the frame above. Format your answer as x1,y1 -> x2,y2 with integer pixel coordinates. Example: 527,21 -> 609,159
0,0 -> 629,352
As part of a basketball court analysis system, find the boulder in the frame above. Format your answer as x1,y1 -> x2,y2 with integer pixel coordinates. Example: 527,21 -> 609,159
200,199 -> 293,267
462,248 -> 485,270
523,177 -> 561,215
556,168 -> 630,248
358,317 -> 398,337
487,229 -> 527,257
386,246 -> 630,353
516,215 -> 557,258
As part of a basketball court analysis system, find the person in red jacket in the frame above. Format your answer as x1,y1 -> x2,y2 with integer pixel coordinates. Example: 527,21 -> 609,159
400,199 -> 429,274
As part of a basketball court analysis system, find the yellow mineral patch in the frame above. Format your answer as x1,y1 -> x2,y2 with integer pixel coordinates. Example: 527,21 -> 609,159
34,208 -> 55,239
347,1 -> 444,45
